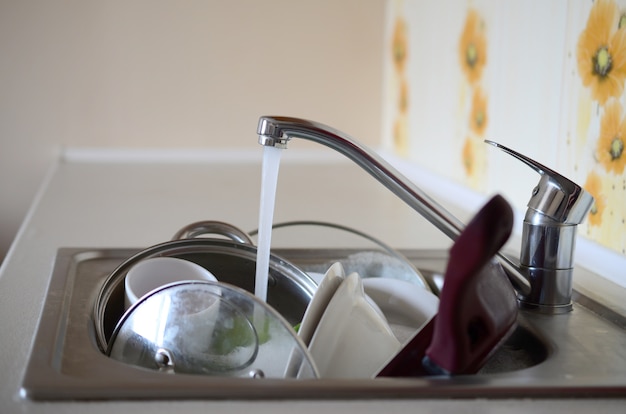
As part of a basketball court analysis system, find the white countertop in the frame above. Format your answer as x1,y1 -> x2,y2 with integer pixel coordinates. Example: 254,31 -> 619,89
0,151 -> 624,413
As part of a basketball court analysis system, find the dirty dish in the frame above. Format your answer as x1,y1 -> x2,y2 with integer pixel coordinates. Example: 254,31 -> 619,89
297,262 -> 345,346
124,256 -> 217,309
108,280 -> 319,379
362,277 -> 439,344
308,273 -> 401,378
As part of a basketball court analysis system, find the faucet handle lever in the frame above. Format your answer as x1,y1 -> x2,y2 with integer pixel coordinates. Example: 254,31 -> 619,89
485,140 -> 593,225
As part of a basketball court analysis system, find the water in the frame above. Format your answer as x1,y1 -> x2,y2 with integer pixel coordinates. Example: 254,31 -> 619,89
254,146 -> 283,302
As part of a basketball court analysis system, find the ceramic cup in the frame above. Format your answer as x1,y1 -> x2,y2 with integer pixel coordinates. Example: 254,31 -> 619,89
124,257 -> 217,309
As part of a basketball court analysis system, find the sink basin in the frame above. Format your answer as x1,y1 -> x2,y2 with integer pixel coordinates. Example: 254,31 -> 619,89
21,248 -> 626,400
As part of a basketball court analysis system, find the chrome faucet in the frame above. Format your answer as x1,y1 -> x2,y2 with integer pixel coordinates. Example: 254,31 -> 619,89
257,116 -> 594,313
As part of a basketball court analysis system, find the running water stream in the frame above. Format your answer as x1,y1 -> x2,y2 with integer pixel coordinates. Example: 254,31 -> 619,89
254,146 -> 283,302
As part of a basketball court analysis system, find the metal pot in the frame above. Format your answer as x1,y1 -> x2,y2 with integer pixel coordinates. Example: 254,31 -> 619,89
93,221 -> 318,352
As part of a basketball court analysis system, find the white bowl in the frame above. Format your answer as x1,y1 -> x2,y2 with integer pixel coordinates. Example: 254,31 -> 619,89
124,257 -> 217,309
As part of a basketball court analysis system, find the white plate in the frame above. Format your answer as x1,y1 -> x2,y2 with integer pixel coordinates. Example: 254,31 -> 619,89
308,273 -> 401,378
298,263 -> 345,346
362,277 -> 439,344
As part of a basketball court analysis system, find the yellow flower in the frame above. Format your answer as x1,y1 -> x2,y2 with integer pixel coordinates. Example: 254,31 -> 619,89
576,0 -> 626,105
399,78 -> 409,113
459,9 -> 487,84
470,87 -> 488,135
584,171 -> 606,227
393,116 -> 409,155
391,18 -> 408,73
462,137 -> 475,176
597,99 -> 626,174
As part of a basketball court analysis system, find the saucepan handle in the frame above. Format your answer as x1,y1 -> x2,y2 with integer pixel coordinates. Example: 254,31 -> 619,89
172,221 -> 254,245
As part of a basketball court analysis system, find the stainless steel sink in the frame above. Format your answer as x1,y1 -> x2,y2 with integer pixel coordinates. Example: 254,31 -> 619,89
21,247 -> 626,400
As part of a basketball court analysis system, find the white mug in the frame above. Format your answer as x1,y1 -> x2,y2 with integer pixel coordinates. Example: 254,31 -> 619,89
124,257 -> 217,309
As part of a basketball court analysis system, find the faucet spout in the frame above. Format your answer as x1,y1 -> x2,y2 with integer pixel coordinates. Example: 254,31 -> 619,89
257,116 -> 532,298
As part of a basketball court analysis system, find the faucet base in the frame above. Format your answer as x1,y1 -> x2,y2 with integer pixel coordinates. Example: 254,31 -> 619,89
517,266 -> 574,314
517,299 -> 573,314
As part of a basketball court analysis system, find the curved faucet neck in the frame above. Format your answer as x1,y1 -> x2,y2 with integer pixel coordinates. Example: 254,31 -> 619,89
258,116 -> 467,239
257,116 -> 546,310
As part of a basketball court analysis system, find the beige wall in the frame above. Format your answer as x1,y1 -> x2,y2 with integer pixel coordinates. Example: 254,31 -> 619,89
0,1 -> 385,261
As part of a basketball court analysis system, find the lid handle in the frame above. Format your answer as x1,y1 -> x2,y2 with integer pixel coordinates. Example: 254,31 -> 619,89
485,140 -> 594,225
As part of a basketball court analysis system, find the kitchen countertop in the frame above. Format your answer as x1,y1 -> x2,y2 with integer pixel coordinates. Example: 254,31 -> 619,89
1,150 -> 624,413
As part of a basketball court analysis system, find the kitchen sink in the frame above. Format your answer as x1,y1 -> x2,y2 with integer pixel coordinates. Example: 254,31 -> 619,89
21,247 -> 626,400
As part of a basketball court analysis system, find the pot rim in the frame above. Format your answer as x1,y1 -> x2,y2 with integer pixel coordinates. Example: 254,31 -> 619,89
93,237 -> 318,351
